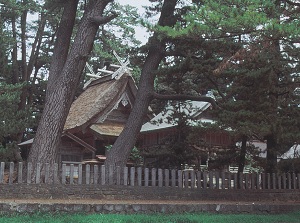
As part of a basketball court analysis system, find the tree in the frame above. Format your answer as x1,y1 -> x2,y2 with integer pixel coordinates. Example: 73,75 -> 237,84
28,0 -> 117,170
104,0 -> 216,170
0,0 -> 45,161
175,0 -> 300,173
0,83 -> 30,161
105,0 -> 300,174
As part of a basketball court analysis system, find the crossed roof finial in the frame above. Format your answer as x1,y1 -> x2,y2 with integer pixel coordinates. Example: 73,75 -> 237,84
85,51 -> 131,81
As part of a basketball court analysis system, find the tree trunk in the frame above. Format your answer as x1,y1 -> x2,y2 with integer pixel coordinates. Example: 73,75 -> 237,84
27,12 -> 47,82
28,0 -> 115,173
104,0 -> 178,170
237,136 -> 247,189
47,0 -> 78,94
18,0 -> 28,111
266,135 -> 277,173
11,13 -> 19,84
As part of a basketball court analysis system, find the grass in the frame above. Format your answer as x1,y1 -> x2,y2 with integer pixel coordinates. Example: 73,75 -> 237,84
0,212 -> 299,223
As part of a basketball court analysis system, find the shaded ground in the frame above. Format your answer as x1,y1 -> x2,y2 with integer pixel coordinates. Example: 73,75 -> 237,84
0,198 -> 298,205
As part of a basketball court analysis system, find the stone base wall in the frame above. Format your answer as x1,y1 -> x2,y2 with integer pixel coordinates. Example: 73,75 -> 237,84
1,202 -> 300,214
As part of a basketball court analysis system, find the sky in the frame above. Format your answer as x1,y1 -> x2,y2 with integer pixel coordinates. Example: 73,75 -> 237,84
118,0 -> 153,44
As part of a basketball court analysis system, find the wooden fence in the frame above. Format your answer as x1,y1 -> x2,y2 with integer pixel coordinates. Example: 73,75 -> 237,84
0,162 -> 300,189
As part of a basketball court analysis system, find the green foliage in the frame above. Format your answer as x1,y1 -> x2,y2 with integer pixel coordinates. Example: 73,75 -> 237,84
0,83 -> 32,141
86,2 -> 142,80
150,0 -> 300,172
278,158 -> 300,174
0,142 -> 21,162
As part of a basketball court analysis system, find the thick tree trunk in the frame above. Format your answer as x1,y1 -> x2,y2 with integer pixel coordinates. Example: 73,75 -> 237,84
104,0 -> 178,170
29,0 -> 115,172
104,41 -> 165,168
47,0 -> 79,94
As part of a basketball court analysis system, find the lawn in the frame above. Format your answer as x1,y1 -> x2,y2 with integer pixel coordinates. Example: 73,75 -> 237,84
0,212 -> 299,223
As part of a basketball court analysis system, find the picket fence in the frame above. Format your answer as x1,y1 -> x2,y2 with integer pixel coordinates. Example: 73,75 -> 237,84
0,162 -> 300,190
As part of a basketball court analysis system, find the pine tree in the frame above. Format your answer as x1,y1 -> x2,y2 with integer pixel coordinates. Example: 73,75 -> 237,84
144,0 -> 300,173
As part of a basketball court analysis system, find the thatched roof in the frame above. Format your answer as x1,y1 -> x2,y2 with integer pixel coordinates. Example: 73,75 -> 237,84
64,73 -> 137,133
90,122 -> 124,137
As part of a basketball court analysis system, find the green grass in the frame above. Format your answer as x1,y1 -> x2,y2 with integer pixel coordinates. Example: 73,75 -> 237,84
0,212 -> 299,223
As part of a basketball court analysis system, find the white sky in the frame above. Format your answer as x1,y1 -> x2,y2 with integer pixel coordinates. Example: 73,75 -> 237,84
27,1 -> 154,44
118,0 -> 153,44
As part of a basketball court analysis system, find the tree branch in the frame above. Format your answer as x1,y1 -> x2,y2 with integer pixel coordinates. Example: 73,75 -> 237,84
152,92 -> 220,109
284,0 -> 300,6
89,12 -> 118,25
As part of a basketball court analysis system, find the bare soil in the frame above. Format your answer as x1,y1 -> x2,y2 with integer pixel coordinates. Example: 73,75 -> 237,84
0,198 -> 296,205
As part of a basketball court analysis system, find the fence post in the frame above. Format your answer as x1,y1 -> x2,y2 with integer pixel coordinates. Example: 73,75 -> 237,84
171,169 -> 176,187
36,163 -> 41,184
116,166 -> 121,185
251,173 -> 255,189
278,175 -> 282,189
292,173 -> 296,189
178,170 -> 182,188
184,170 -> 189,188
191,170 -> 196,189
0,162 -> 4,183
62,164 -> 66,184
8,162 -> 14,185
272,173 -> 276,189
245,174 -> 249,189
100,165 -> 105,185
262,173 -> 266,189
53,163 -> 58,184
18,162 -> 23,184
267,173 -> 271,189
45,163 -> 50,184
86,164 -> 90,185
70,164 -> 74,185
197,171 -> 202,189
164,169 -> 169,187
123,167 -> 128,186
137,167 -> 142,186
151,168 -> 156,187
256,173 -> 260,189
221,171 -> 225,189
108,165 -> 114,185
94,165 -> 99,184
215,171 -> 219,189
144,168 -> 149,187
130,167 -> 135,186
78,164 -> 83,185
233,173 -> 238,189
27,162 -> 32,184
287,173 -> 291,189
283,173 -> 287,189
228,172 -> 232,189
209,171 -> 214,189
203,172 -> 207,189
238,173 -> 243,189
158,168 -> 163,187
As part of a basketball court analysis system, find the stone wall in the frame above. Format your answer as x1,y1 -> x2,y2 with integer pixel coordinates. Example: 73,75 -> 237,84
1,202 -> 300,214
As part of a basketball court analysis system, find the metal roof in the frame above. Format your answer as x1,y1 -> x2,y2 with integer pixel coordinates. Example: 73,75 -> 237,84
141,101 -> 213,132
